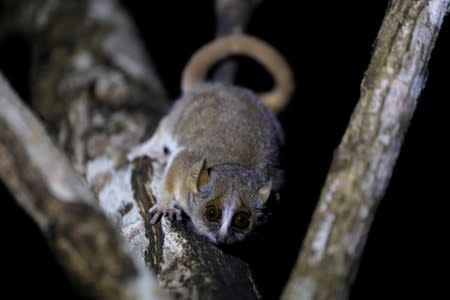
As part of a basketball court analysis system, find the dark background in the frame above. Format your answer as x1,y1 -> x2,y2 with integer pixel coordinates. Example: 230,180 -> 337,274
0,1 -> 448,299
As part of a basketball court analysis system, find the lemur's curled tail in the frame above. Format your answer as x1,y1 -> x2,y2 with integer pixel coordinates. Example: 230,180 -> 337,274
181,34 -> 294,113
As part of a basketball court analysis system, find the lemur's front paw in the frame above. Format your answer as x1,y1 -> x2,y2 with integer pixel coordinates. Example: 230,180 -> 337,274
148,203 -> 182,224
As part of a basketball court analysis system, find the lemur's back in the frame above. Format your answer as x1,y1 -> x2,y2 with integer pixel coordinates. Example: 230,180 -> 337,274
165,83 -> 284,169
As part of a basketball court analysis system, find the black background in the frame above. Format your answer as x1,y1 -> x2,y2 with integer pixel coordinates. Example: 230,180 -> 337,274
0,1 -> 448,299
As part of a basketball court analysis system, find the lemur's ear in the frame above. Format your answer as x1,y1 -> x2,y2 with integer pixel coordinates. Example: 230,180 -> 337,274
186,158 -> 209,194
258,179 -> 272,204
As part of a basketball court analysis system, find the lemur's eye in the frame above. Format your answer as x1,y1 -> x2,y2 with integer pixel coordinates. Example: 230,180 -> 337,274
204,205 -> 221,222
232,212 -> 250,229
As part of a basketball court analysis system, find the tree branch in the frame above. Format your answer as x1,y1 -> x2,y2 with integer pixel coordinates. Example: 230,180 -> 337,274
213,0 -> 261,82
0,73 -> 165,300
281,1 -> 450,299
215,0 -> 261,34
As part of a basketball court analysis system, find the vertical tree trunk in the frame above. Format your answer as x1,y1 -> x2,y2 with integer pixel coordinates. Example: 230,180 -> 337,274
282,1 -> 449,299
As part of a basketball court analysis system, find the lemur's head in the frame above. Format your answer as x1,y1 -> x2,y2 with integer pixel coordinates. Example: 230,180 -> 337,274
186,158 -> 271,244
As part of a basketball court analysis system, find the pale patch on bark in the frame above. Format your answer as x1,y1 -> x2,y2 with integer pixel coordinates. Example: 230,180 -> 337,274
308,213 -> 335,266
35,0 -> 58,28
87,0 -> 165,94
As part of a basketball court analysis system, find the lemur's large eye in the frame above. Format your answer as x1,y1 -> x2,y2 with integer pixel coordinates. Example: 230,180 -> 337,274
232,212 -> 250,229
204,205 -> 221,222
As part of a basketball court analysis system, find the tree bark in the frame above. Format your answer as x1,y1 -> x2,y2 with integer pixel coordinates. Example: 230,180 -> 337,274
0,73 -> 165,300
0,0 -> 261,299
281,1 -> 449,299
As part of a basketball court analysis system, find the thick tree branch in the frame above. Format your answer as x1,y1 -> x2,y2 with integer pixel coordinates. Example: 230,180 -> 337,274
0,73 -> 165,300
1,0 -> 262,299
281,1 -> 449,299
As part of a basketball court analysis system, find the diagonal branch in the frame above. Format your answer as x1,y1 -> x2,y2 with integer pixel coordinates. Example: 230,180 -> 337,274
0,73 -> 166,300
281,1 -> 450,299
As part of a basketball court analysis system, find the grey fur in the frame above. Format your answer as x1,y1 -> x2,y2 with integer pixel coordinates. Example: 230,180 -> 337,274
129,83 -> 284,244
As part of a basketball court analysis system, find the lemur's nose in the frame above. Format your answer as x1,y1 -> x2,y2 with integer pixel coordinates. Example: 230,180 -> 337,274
215,232 -> 227,244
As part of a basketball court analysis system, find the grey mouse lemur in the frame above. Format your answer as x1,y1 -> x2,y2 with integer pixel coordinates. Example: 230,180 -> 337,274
128,34 -> 294,244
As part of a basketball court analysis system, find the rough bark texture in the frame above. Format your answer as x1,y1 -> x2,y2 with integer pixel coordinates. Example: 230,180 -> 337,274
281,1 -> 449,299
0,0 -> 261,299
0,74 -> 164,300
